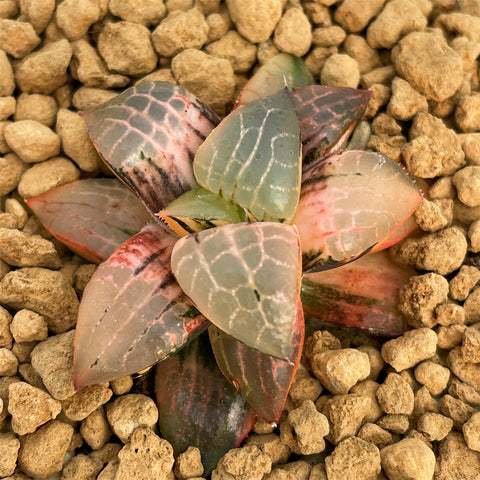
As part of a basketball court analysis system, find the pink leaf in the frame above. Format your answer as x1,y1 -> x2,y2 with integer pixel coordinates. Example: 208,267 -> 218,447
26,178 -> 152,264
301,251 -> 413,336
209,298 -> 304,423
81,81 -> 221,217
73,224 -> 207,389
155,335 -> 256,475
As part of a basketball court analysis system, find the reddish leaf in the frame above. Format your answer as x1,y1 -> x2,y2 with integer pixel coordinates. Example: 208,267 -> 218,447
73,224 -> 207,389
291,85 -> 372,164
155,334 -> 256,475
27,178 -> 152,264
171,222 -> 301,359
209,298 -> 304,423
293,150 -> 423,272
81,81 -> 221,217
301,251 -> 412,336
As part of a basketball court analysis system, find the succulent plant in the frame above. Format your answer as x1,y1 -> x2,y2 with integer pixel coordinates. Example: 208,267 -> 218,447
27,54 -> 422,472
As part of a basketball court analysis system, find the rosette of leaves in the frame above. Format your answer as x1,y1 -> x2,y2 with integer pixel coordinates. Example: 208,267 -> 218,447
28,54 -> 422,472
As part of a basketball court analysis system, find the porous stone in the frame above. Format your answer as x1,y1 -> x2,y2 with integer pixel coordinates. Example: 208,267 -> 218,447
18,156 -> 81,198
417,413 -> 453,441
105,394 -> 158,443
0,96 -> 15,121
304,46 -> 338,78
455,92 -> 480,133
435,11 -> 480,42
462,327 -> 480,363
171,48 -> 235,114
440,394 -> 473,429
151,8 -> 208,57
448,347 -> 480,392
311,348 -> 370,394
10,309 -> 48,343
273,7 -> 312,57
205,30 -> 256,73
414,361 -> 450,396
449,378 -> 480,407
174,446 -> 204,479
463,411 -> 480,451
61,384 -> 113,422
380,438 -> 435,480
343,34 -> 382,74
30,330 -> 76,400
387,77 -> 428,121
18,0 -> 55,33
325,436 -> 381,480
0,19 -> 40,58
333,0 -> 385,32
14,93 -> 57,126
453,166 -> 480,207
0,306 -> 12,349
62,454 -> 103,480
459,132 -> 480,165
435,302 -> 465,328
206,10 -> 232,43
320,53 -> 360,88
8,382 -> 61,434
357,423 -> 393,449
414,199 -> 450,233
376,373 -> 414,415
109,0 -> 166,26
0,153 -> 27,195
15,39 -> 73,94
0,49 -> 14,96
56,0 -> 101,40
245,433 -> 291,466
367,0 -> 427,49
72,87 -> 119,111
98,21 -> 158,76
0,347 -> 17,375
226,0 -> 283,43
391,31 -> 464,102
436,432 -> 480,480
288,371 -> 323,406
80,407 -> 113,450
17,420 -> 74,479
211,445 -> 271,480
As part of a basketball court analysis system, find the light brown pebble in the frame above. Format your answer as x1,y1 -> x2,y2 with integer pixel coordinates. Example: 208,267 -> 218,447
206,10 -> 232,43
0,228 -> 61,269
18,156 -> 81,198
381,415 -> 416,435
360,65 -> 395,89
0,432 -> 20,477
70,39 -> 130,89
350,380 -> 383,423
15,39 -> 72,94
174,446 -> 204,479
462,326 -> 480,363
18,0 -> 55,34
343,34 -> 381,74
453,166 -> 480,207
380,438 -> 435,480
211,445 -> 272,480
0,213 -> 19,229
304,46 -> 338,78
414,361 -> 450,396
11,341 -> 37,365
392,31 -> 463,102
449,378 -> 480,407
364,84 -> 391,117
171,48 -> 235,114
151,8 -> 208,57
17,419 -> 74,479
462,287 -> 480,324
17,362 -> 43,390
279,460 -> 311,479
0,347 -> 17,375
97,461 -> 119,480
30,330 -> 76,400
61,384 -> 113,422
56,108 -> 101,172
62,454 -> 103,480
245,433 -> 291,465
429,176 -> 456,199
458,132 -> 480,165
440,394 -> 473,429
7,198 -> 34,229
456,93 -> 480,133
325,394 -> 371,444
14,93 -> 57,127
0,19 -> 40,58
469,219 -> 480,252
303,2 -> 331,27
435,11 -> 480,42
414,199 -> 450,232
195,0 -> 221,14
136,68 -> 176,85
98,21 -> 157,77
105,394 -> 158,443
288,372 -> 322,406
73,263 -> 97,297
56,0 -> 101,41
311,348 -> 369,394
0,96 -> 15,121
333,0 -> 385,32
417,412 -> 453,441
462,411 -> 480,451
166,0 -> 194,11
436,432 -> 480,480
72,87 -> 119,111
226,0 -> 283,43
273,7 -> 312,57
371,113 -> 402,136
320,53 -> 360,88
109,375 -> 133,396
325,436 -> 381,480
387,77 -> 428,121
367,0 -> 427,49
436,324 -> 466,350
357,423 -> 393,449
10,309 -> 48,343
205,31 -> 256,73
376,373 -> 414,415
312,26 -> 346,47
0,306 -> 12,349
109,0 -> 166,26
381,328 -> 438,372
8,381 -> 61,434
367,134 -> 406,162
89,442 -> 122,467
252,418 -> 276,435
80,407 -> 112,450
4,120 -> 60,163
0,153 -> 27,195
0,0 -> 18,19
0,50 -> 14,97
280,400 -> 329,455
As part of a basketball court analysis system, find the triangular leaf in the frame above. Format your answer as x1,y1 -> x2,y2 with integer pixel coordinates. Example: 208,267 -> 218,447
209,298 -> 304,423
158,187 -> 247,237
171,222 -> 301,359
291,85 -> 372,164
293,150 -> 423,272
235,53 -> 314,107
81,81 -> 221,217
73,224 -> 207,389
301,251 -> 411,336
155,334 -> 256,475
27,178 -> 152,264
194,89 -> 301,222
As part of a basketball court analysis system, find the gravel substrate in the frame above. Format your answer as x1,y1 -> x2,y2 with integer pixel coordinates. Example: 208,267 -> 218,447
1,0 -> 480,479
